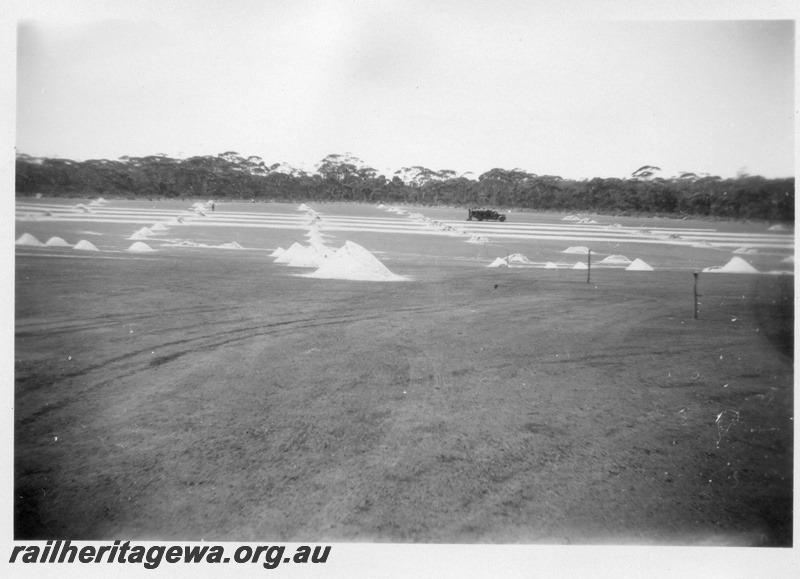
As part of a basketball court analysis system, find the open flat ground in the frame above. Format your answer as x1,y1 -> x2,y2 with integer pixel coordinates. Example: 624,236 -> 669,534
14,199 -> 794,545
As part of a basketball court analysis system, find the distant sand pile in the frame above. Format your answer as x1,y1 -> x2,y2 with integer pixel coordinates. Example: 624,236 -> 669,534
625,258 -> 654,271
507,253 -> 533,264
128,242 -> 156,252
573,261 -> 588,270
45,237 -> 71,247
16,233 -> 45,247
600,255 -> 631,264
128,227 -> 153,240
702,257 -> 759,274
487,257 -> 508,267
150,223 -> 169,232
75,204 -> 93,214
543,262 -> 558,269
74,240 -> 100,251
563,246 -> 590,254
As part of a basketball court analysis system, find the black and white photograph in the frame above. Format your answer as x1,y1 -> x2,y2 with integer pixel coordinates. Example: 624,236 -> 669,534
5,0 -> 797,577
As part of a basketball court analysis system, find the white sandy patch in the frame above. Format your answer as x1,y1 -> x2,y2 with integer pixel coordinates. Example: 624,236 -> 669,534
544,262 -> 559,269
573,261 -> 588,269
488,257 -> 508,267
507,253 -> 533,264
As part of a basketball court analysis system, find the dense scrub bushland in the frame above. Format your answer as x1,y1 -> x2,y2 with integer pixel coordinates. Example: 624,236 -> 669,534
15,152 -> 794,222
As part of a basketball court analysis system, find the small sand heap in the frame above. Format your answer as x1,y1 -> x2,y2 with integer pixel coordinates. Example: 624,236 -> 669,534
487,258 -> 508,268
128,227 -> 153,240
600,255 -> 631,264
150,223 -> 169,232
128,242 -> 156,252
507,253 -> 533,264
573,261 -> 588,269
16,233 -> 45,247
543,262 -> 558,269
74,240 -> 100,251
273,242 -> 306,264
626,258 -> 654,271
45,237 -> 71,247
702,257 -> 759,274
563,246 -> 590,254
218,241 -> 244,249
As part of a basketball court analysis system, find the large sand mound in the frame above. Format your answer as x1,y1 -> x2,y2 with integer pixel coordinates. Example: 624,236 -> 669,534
16,233 -> 45,247
304,241 -> 406,281
286,243 -> 333,267
702,257 -> 759,274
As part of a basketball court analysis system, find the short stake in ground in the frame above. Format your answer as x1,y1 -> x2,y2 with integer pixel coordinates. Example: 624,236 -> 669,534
693,271 -> 701,320
587,249 -> 591,284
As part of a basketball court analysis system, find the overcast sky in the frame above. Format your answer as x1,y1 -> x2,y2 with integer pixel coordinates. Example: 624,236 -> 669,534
11,1 -> 797,180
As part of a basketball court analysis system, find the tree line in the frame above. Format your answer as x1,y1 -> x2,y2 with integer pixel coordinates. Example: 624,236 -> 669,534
15,152 -> 794,222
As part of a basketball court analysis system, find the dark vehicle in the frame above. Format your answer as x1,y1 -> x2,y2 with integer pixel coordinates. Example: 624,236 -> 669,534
467,208 -> 507,222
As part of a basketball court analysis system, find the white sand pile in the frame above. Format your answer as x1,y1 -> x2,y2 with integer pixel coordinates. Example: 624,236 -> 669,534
733,247 -> 758,254
376,203 -> 387,209
150,223 -> 169,232
97,197 -> 108,204
305,241 -> 406,281
298,203 -> 310,211
75,204 -> 93,213
600,255 -> 631,264
508,253 -> 533,264
45,237 -> 71,247
781,255 -> 794,264
573,262 -> 588,269
218,242 -> 244,249
768,224 -> 788,231
626,258 -> 654,271
563,246 -> 590,254
128,242 -> 156,252
273,242 -> 306,263
702,257 -> 759,274
88,200 -> 102,207
74,240 -> 100,251
128,227 -> 153,240
16,233 -> 45,246
488,258 -> 508,267
286,240 -> 334,267
562,215 -> 580,221
544,262 -> 559,269
270,247 -> 285,257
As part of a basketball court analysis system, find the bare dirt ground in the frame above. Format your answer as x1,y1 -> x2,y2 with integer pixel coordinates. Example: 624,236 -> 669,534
13,200 -> 793,546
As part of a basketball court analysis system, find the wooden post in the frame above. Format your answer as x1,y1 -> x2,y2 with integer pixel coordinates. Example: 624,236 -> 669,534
693,272 -> 699,319
587,249 -> 591,284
